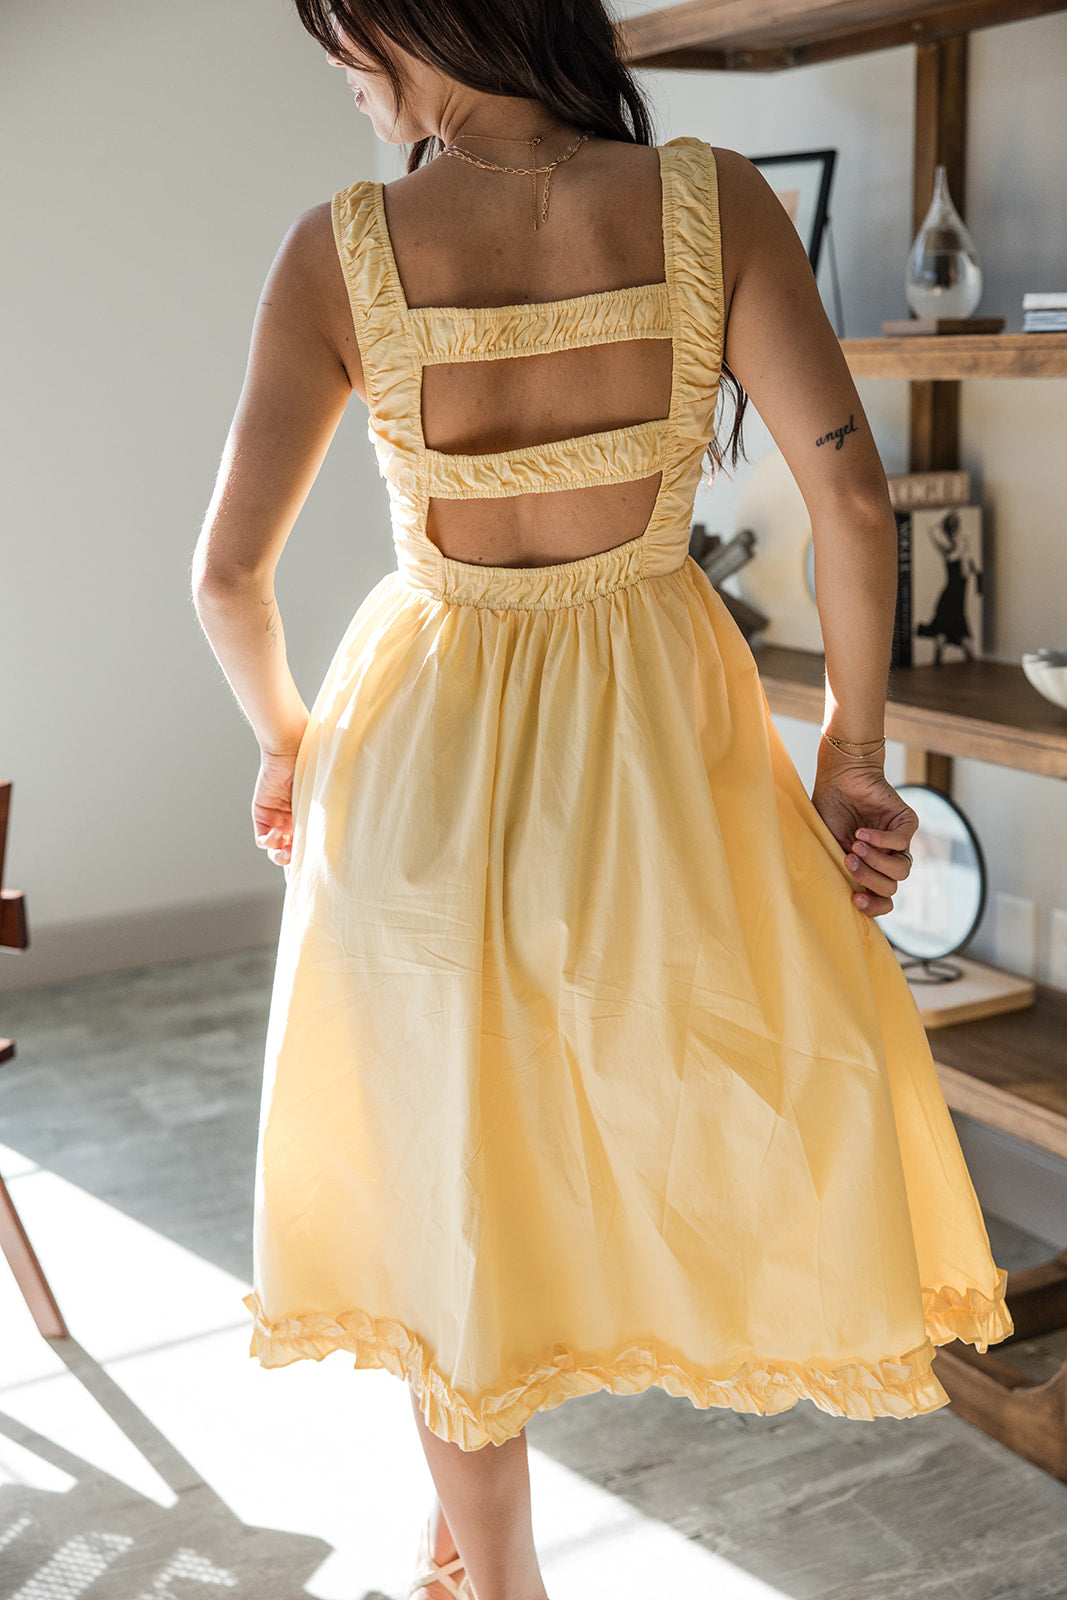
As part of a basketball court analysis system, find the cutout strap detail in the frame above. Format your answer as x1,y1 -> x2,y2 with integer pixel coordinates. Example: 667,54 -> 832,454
330,137 -> 726,607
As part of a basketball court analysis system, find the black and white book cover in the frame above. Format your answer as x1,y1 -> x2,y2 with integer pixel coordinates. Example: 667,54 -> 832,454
893,505 -> 983,668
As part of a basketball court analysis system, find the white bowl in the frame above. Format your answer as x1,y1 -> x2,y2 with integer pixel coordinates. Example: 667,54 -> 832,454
1022,652 -> 1067,710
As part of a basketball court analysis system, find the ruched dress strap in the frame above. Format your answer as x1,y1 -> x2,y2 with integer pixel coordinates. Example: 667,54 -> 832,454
635,135 -> 726,575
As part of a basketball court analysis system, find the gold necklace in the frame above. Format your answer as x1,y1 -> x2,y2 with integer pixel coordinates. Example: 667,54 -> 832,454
440,128 -> 590,230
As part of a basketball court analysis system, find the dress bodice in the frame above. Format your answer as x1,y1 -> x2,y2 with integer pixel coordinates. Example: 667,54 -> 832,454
330,137 -> 725,611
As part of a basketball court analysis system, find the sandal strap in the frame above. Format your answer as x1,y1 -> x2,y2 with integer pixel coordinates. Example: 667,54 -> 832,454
407,1553 -> 469,1597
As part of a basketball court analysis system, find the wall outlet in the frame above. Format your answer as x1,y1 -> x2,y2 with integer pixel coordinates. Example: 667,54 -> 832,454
1050,908 -> 1067,992
993,892 -> 1038,976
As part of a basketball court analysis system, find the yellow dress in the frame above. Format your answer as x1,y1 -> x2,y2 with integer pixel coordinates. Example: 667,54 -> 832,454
243,136 -> 1013,1448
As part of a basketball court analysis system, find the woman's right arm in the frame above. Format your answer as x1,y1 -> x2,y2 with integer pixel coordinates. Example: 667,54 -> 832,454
192,203 -> 370,869
191,202 -> 365,753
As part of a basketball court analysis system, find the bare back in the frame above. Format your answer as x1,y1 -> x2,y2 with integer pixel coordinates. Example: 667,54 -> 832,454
334,137 -> 693,568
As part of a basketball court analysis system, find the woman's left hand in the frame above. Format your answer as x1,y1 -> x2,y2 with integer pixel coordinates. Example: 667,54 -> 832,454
810,758 -> 919,918
252,739 -> 306,869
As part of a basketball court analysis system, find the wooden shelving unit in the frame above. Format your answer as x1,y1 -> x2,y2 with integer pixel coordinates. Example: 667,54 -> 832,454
754,647 -> 1067,778
619,0 -> 1067,1482
615,0 -> 1067,71
930,985 -> 1067,1161
842,331 -> 1067,379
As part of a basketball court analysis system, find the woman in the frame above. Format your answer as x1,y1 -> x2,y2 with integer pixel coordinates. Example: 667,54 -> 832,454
192,4 -> 1013,1598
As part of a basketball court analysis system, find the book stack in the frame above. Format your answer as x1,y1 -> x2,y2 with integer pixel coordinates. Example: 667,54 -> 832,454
1023,291 -> 1067,332
886,471 -> 984,670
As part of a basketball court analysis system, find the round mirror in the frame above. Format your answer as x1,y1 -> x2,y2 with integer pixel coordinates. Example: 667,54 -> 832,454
881,784 -> 986,978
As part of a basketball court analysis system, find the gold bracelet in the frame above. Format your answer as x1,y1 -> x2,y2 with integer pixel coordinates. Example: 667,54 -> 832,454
821,729 -> 887,757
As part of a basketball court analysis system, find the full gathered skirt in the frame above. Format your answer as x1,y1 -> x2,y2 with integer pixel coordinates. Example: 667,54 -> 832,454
244,555 -> 1011,1448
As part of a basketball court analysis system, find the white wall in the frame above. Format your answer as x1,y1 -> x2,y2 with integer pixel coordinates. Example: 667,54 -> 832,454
617,4 -> 1067,988
1,0 -> 392,984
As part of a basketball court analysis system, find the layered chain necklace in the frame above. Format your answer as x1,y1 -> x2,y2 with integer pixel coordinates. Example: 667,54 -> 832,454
440,127 -> 591,230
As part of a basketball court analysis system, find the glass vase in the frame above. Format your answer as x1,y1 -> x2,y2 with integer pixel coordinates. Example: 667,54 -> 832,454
905,165 -> 983,320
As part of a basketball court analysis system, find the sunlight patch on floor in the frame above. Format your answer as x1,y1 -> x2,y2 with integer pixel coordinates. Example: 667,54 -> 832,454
0,1143 -> 787,1598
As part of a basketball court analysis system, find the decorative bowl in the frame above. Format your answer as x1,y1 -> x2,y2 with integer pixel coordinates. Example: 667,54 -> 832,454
1021,650 -> 1067,710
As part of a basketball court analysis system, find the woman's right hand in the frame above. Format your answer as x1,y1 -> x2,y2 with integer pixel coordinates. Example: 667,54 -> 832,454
252,736 -> 307,869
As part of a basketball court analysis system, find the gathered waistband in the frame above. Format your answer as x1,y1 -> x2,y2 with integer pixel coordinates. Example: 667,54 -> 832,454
396,529 -> 691,611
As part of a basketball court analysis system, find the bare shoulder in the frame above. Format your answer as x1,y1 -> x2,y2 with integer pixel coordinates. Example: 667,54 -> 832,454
709,144 -> 786,235
267,201 -> 338,300
289,199 -> 338,256
709,145 -> 803,317
268,200 -> 365,398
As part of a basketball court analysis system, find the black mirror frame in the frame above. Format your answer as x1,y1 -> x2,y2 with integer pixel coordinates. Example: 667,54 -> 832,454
882,782 -> 988,962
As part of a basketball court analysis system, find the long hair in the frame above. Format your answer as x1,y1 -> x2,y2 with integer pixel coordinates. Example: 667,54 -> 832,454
293,0 -> 749,479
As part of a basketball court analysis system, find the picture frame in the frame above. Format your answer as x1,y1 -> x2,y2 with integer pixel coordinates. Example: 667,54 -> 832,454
747,148 -> 837,275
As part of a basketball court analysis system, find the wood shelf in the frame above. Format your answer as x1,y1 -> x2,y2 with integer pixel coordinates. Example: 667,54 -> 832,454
929,983 -> 1067,1158
752,646 -> 1067,778
842,333 -> 1067,380
616,0 -> 1067,72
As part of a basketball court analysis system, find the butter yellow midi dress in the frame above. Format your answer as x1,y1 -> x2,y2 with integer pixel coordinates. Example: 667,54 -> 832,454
243,136 -> 1013,1447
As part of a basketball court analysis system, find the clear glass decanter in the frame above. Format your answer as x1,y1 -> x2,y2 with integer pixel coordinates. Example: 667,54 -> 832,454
905,164 -> 983,319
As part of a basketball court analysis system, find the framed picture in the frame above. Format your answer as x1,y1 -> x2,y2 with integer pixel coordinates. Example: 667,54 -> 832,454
747,149 -> 837,274
891,504 -> 984,670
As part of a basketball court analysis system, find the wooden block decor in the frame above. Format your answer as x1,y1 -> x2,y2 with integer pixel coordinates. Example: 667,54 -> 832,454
901,955 -> 1036,1029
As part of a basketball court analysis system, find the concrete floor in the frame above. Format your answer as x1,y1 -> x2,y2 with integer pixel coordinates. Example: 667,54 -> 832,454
1,946 -> 1065,1600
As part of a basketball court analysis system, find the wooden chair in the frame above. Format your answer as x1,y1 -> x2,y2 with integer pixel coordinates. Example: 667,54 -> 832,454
0,780 -> 67,1338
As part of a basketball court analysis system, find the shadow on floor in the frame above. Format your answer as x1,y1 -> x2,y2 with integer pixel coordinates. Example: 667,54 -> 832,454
0,949 -> 278,1282
0,1337 -> 357,1600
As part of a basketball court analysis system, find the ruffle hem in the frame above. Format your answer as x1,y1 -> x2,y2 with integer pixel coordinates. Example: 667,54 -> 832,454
242,1270 -> 1013,1450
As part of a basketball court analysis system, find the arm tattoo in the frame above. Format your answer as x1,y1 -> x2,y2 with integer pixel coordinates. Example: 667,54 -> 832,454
815,413 -> 857,451
260,596 -> 280,647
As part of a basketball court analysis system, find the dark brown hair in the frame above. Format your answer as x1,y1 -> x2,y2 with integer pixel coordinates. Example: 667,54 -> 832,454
293,0 -> 749,478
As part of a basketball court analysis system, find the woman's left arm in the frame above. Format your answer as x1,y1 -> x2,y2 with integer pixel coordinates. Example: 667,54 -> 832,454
713,147 -> 917,918
192,202 -> 360,862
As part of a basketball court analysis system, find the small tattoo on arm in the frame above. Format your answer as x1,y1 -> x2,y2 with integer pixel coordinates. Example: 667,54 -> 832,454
261,596 -> 279,646
815,413 -> 857,451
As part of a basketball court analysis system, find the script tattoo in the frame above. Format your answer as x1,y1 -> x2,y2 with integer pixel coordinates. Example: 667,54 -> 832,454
815,414 -> 857,451
261,596 -> 280,647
